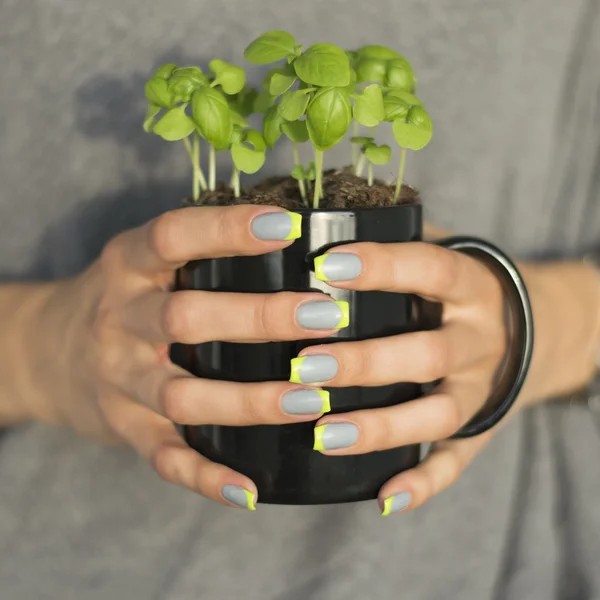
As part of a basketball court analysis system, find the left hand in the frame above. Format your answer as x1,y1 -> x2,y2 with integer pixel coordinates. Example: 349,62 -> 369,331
302,241 -> 508,515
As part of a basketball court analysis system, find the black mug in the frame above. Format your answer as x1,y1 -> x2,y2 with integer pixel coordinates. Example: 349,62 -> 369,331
171,203 -> 436,505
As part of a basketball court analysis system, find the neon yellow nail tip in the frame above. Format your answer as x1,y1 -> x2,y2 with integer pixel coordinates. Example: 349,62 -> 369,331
335,301 -> 350,329
244,489 -> 257,511
284,212 -> 302,241
313,424 -> 327,451
381,496 -> 394,516
317,390 -> 331,413
314,254 -> 329,281
289,356 -> 307,383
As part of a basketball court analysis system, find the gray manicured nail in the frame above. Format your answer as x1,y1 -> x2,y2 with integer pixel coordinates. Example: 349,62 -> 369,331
296,301 -> 348,329
251,211 -> 301,241
222,485 -> 256,511
282,389 -> 330,415
382,492 -> 412,516
314,423 -> 359,451
315,253 -> 362,281
290,354 -> 339,384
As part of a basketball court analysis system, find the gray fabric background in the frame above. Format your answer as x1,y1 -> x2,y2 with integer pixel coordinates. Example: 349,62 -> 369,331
0,0 -> 600,598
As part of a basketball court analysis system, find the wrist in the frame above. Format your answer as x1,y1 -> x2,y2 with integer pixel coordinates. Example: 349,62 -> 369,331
518,261 -> 600,406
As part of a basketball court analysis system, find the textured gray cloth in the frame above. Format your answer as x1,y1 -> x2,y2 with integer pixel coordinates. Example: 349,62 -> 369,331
0,0 -> 600,598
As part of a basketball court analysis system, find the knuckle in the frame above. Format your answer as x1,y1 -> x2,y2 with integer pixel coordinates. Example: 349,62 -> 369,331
242,386 -> 270,424
436,395 -> 462,438
420,333 -> 450,381
215,207 -> 246,249
95,344 -> 122,383
149,211 -> 183,263
426,246 -> 459,295
443,453 -> 462,488
99,235 -> 126,274
160,378 -> 187,422
253,294 -> 280,340
342,345 -> 373,383
160,292 -> 193,342
151,444 -> 179,483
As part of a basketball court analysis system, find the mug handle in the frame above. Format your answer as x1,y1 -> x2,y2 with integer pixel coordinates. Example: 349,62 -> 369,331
433,236 -> 535,438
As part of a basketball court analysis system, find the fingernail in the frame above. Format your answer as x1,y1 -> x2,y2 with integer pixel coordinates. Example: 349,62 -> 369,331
296,300 -> 349,329
313,423 -> 359,451
251,211 -> 302,241
282,389 -> 331,415
289,355 -> 338,384
314,253 -> 362,282
381,492 -> 412,516
222,485 -> 256,511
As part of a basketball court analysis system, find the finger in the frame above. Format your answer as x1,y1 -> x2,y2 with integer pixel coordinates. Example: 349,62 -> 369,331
121,290 -> 349,344
103,394 -> 258,509
314,242 -> 498,304
124,361 -> 331,425
103,205 -> 302,276
377,433 -> 491,515
312,379 -> 487,455
293,322 -> 484,387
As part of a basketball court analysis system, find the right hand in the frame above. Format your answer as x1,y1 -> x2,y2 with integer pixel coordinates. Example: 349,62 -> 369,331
30,205 -> 341,509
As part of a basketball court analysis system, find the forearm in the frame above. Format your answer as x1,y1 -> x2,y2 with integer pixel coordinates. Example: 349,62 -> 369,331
519,260 -> 600,406
0,282 -> 64,426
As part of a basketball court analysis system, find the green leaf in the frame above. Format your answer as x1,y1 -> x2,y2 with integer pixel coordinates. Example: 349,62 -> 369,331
385,58 -> 416,92
230,127 -> 244,145
244,30 -> 297,64
383,91 -> 423,121
143,105 -> 161,133
230,110 -> 249,128
356,45 -> 402,60
293,43 -> 351,87
364,143 -> 392,164
342,68 -> 358,94
269,64 -> 298,96
168,67 -> 208,103
191,87 -> 233,150
355,58 -> 387,84
262,105 -> 283,148
282,120 -> 309,143
345,50 -> 358,68
153,104 -> 196,141
306,161 -> 316,179
279,89 -> 312,121
306,87 -> 352,151
291,165 -> 306,180
231,87 -> 259,117
153,63 -> 177,80
231,129 -> 266,174
244,128 -> 267,152
350,135 -> 374,144
145,77 -> 172,109
392,105 -> 433,151
209,59 -> 246,95
353,84 -> 384,127
254,90 -> 275,113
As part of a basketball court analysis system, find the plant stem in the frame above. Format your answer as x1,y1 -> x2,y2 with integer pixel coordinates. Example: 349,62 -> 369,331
209,145 -> 216,191
193,132 -> 207,193
292,142 -> 307,204
351,121 -> 359,167
231,167 -> 240,198
355,153 -> 366,178
313,149 -> 324,209
183,135 -> 207,201
393,147 -> 407,203
367,162 -> 373,186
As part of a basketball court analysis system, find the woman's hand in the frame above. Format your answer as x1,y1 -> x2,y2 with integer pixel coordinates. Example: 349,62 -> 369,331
299,241 -> 511,515
24,205 -> 352,510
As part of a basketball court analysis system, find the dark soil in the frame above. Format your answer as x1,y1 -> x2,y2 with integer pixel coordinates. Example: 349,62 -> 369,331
191,168 -> 419,210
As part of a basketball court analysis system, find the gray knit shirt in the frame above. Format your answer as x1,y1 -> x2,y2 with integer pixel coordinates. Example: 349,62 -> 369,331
1,0 -> 600,598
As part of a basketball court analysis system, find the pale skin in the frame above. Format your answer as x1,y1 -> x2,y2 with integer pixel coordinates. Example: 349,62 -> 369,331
1,206 -> 599,512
